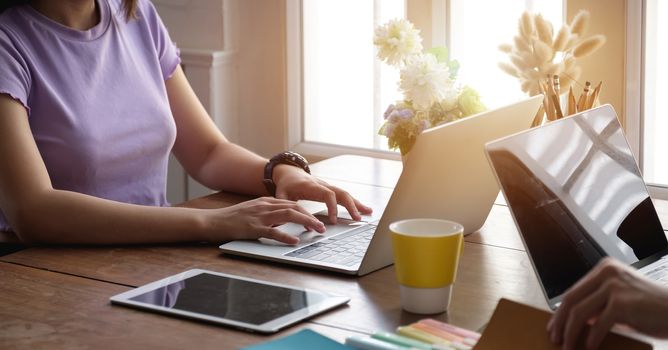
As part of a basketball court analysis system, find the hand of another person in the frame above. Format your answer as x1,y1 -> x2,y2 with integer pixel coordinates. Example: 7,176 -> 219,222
272,164 -> 373,224
547,257 -> 668,350
205,197 -> 326,245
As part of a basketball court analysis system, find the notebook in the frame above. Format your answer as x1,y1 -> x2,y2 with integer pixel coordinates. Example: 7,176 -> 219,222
474,298 -> 651,350
485,104 -> 668,309
220,95 -> 543,275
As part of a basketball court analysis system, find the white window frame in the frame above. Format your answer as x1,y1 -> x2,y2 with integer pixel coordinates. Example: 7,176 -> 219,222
287,1 -> 666,200
625,0 -> 642,162
286,0 -> 448,161
287,0 -> 564,162
625,0 -> 668,199
286,0 -> 396,160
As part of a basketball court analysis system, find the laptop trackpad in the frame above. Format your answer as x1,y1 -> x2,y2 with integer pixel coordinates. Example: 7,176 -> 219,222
259,215 -> 362,246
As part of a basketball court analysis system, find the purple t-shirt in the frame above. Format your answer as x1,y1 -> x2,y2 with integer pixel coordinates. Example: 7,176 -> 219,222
0,0 -> 181,232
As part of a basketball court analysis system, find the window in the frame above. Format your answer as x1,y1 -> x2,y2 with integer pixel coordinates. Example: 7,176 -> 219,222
302,1 -> 404,151
641,0 -> 668,192
449,1 -> 562,108
290,0 -> 564,158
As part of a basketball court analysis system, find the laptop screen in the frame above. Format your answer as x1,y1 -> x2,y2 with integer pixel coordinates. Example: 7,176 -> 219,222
486,105 -> 667,301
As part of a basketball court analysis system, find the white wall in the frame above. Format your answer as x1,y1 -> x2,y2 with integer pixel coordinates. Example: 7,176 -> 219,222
237,0 -> 289,157
154,0 -> 230,51
154,0 -> 247,202
155,0 -> 289,202
155,0 -> 288,157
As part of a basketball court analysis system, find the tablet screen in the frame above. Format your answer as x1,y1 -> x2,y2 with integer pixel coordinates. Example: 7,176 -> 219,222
111,269 -> 349,333
121,271 -> 335,327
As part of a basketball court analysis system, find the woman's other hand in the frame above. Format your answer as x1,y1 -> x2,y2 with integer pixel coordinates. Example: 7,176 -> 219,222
547,257 -> 668,350
272,164 -> 373,224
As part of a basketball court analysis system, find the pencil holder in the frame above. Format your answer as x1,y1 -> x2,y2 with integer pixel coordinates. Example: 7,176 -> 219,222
531,75 -> 602,126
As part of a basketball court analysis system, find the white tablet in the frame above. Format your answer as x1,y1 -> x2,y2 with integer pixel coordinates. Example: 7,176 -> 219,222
110,269 -> 350,333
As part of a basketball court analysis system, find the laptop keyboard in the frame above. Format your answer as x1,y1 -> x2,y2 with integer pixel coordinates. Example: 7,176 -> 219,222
285,226 -> 375,267
645,264 -> 668,284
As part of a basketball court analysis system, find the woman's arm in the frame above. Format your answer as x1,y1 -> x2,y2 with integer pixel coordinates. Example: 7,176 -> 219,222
166,66 -> 267,196
0,94 -> 323,244
167,66 -> 372,223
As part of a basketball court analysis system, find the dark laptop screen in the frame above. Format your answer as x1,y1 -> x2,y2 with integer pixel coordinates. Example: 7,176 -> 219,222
486,105 -> 667,301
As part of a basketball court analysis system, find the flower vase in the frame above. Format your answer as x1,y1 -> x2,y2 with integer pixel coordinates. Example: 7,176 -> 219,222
401,152 -> 409,166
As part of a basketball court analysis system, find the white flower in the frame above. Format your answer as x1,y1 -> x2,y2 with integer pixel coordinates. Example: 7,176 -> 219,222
374,19 -> 423,66
400,54 -> 453,111
439,87 -> 460,111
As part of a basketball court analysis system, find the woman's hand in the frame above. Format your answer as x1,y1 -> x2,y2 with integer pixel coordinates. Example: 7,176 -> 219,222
272,164 -> 373,224
205,197 -> 326,245
547,257 -> 668,350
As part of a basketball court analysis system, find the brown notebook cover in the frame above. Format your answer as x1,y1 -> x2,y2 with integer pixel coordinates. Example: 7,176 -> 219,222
473,298 -> 652,350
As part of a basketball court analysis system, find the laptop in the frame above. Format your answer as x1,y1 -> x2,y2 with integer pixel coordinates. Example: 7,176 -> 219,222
485,104 -> 668,310
220,95 -> 543,276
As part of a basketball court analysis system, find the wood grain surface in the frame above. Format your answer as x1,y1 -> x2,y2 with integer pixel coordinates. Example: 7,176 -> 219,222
3,155 -> 666,349
0,262 -> 362,349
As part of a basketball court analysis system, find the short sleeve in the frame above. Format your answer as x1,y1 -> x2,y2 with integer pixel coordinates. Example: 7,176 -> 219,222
0,29 -> 31,112
141,0 -> 181,80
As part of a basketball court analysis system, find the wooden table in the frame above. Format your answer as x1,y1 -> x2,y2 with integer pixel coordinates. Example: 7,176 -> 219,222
1,155 -> 665,349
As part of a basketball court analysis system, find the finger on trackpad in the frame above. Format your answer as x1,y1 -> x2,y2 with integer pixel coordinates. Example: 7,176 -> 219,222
258,223 -> 309,246
315,215 -> 357,226
314,209 -> 354,222
275,222 -> 308,235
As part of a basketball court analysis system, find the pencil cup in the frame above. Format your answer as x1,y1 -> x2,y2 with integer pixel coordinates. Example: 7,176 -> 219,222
390,219 -> 463,314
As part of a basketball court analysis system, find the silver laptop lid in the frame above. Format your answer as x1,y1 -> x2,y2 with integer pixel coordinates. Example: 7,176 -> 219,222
358,95 -> 543,275
485,105 -> 668,308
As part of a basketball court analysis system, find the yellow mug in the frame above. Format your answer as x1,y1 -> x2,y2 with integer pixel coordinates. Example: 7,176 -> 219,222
390,218 -> 463,314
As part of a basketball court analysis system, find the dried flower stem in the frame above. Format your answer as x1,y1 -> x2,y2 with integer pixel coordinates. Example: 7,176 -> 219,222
498,10 -> 606,96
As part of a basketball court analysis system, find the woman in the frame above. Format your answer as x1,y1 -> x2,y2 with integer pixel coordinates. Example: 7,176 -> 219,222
0,0 -> 372,244
548,258 -> 668,350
